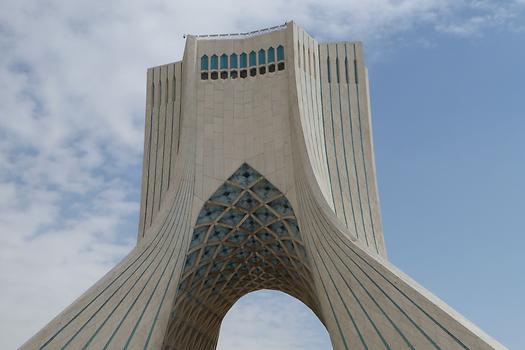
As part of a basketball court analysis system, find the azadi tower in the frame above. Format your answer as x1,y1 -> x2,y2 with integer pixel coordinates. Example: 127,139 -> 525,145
22,22 -> 506,350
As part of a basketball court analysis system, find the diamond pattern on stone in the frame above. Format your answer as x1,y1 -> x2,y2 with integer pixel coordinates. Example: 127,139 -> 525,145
269,241 -> 285,254
236,191 -> 260,212
256,229 -> 274,241
235,249 -> 249,259
196,203 -> 226,224
285,218 -> 300,237
184,250 -> 198,270
268,221 -> 288,237
217,245 -> 235,258
210,183 -> 242,205
251,178 -> 280,201
282,239 -> 295,253
226,230 -> 248,244
194,265 -> 207,280
190,226 -> 208,248
219,208 -> 246,227
179,163 -> 309,314
229,163 -> 261,187
210,261 -> 223,273
245,236 -> 261,249
240,215 -> 260,231
208,225 -> 229,242
201,245 -> 218,262
268,197 -> 293,217
253,207 -> 277,225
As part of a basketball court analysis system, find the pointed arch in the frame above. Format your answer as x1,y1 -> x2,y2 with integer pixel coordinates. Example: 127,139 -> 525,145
201,55 -> 209,70
163,163 -> 322,348
220,54 -> 228,70
210,54 -> 218,70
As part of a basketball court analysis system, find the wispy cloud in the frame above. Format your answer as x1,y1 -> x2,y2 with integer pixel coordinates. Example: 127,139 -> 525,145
217,290 -> 331,350
0,0 -> 523,349
434,1 -> 525,37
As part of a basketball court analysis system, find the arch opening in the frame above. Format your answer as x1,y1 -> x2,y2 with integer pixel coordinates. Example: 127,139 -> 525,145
217,290 -> 331,350
163,163 -> 322,349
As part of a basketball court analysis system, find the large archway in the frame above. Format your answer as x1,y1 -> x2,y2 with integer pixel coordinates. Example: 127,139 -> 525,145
162,163 -> 324,349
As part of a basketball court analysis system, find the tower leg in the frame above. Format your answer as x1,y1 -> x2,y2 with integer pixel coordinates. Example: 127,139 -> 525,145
295,177 -> 504,350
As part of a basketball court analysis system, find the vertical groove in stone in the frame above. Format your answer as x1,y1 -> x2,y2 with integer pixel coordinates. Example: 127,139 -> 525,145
155,66 -> 167,214
138,62 -> 184,242
163,65 -> 174,195
353,43 -> 380,254
138,69 -> 154,239
335,43 -> 360,241
318,45 -> 336,212
146,68 -> 160,228
171,63 -> 182,189
322,44 -> 346,223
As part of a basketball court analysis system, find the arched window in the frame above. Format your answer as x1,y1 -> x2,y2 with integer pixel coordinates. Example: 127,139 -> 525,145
267,47 -> 275,63
201,55 -> 209,70
240,53 -> 247,68
230,53 -> 238,69
249,51 -> 256,67
258,49 -> 266,65
211,55 -> 218,70
277,45 -> 284,61
220,54 -> 228,70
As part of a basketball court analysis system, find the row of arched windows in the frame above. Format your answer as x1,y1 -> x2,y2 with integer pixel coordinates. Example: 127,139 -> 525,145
200,45 -> 285,80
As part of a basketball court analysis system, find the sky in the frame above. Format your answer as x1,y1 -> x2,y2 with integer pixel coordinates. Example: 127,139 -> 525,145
0,1 -> 524,349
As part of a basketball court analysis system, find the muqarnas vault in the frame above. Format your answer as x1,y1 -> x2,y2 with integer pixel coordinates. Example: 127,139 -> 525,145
22,22 -> 507,350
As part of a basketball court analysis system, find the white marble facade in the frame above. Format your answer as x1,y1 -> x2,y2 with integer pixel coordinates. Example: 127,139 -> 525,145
21,22 -> 506,350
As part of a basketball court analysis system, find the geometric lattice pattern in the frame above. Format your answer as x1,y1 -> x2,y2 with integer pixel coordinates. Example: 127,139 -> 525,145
163,163 -> 319,348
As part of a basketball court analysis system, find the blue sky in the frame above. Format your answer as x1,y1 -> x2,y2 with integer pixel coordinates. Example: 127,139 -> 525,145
1,1 -> 524,349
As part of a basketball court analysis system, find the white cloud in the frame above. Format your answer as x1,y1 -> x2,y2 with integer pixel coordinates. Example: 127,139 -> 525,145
0,0 -> 523,349
434,1 -> 524,37
217,290 -> 331,350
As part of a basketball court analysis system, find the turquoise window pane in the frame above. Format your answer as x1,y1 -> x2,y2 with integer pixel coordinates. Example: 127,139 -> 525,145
268,47 -> 275,62
258,49 -> 266,65
240,53 -> 247,68
211,55 -> 218,70
249,51 -> 256,66
230,53 -> 238,68
201,55 -> 209,70
220,54 -> 228,69
277,45 -> 284,61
